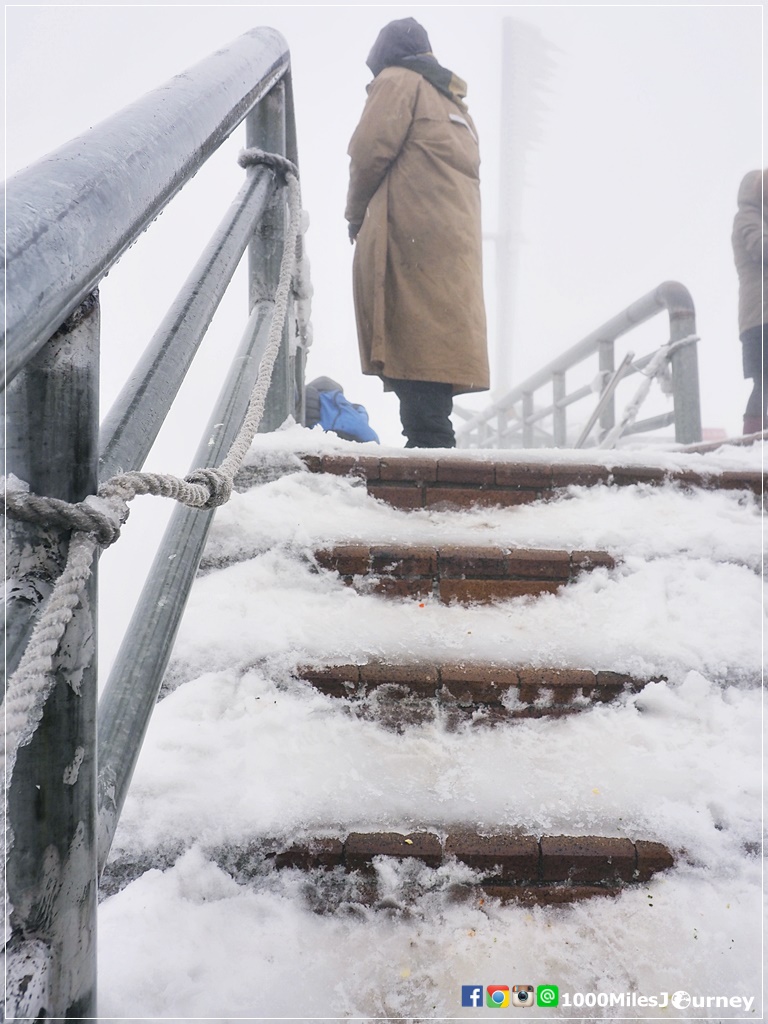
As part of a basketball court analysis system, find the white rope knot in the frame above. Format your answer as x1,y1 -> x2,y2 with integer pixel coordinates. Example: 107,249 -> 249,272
184,468 -> 232,509
238,147 -> 298,182
4,488 -> 127,548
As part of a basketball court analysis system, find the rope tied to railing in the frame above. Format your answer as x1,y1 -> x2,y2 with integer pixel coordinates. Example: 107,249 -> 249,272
238,146 -> 298,182
3,152 -> 302,797
4,532 -> 100,748
634,334 -> 700,378
5,485 -> 128,547
598,335 -> 701,449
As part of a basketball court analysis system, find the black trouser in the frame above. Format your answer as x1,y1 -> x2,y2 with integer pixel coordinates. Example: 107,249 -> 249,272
385,378 -> 456,448
741,324 -> 766,420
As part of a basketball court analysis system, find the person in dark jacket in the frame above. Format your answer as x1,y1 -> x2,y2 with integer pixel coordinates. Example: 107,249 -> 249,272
345,18 -> 490,449
732,169 -> 767,434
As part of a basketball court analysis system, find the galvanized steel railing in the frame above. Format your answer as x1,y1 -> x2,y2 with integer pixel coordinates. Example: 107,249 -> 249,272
3,28 -> 308,1019
456,281 -> 702,449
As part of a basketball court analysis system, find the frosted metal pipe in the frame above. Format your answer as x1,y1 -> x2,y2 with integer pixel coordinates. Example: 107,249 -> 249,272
97,300 -> 275,872
4,297 -> 100,1018
99,168 -> 274,479
2,27 -> 289,388
247,80 -> 293,432
97,73 -> 294,869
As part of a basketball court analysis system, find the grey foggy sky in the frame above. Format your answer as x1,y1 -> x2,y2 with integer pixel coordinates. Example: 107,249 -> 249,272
5,3 -> 764,449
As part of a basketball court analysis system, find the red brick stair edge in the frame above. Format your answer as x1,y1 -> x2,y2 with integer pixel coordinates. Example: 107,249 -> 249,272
297,663 -> 657,710
314,544 -> 616,580
300,453 -> 764,498
269,831 -> 674,887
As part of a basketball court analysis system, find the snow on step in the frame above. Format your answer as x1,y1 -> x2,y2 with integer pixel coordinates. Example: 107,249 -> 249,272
300,451 -> 764,510
315,542 -> 615,603
298,662 -> 655,719
279,830 -> 674,895
101,830 -> 674,911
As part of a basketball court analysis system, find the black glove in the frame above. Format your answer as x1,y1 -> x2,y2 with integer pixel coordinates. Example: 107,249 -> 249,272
348,221 -> 362,244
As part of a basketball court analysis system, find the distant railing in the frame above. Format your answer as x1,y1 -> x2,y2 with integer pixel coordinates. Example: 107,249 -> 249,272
3,28 -> 310,1019
456,281 -> 702,449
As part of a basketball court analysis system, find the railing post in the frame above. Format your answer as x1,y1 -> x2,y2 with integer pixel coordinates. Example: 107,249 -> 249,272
552,371 -> 567,446
668,301 -> 702,444
4,295 -> 100,1018
522,391 -> 535,447
246,80 -> 293,432
497,409 -> 508,447
597,340 -> 615,440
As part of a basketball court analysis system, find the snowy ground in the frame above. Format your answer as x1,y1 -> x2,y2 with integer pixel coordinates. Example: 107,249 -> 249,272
97,428 -> 764,1022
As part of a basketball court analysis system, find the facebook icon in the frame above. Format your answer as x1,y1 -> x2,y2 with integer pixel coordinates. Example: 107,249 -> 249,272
462,986 -> 484,1008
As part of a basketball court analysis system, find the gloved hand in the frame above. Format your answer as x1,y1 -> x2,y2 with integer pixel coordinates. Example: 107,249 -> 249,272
348,221 -> 362,244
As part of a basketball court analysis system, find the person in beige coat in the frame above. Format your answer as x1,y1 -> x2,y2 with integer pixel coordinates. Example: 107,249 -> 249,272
732,168 -> 767,434
345,18 -> 490,448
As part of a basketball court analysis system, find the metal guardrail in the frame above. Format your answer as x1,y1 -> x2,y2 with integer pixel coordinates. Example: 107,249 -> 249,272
3,28 -> 308,1019
456,281 -> 702,449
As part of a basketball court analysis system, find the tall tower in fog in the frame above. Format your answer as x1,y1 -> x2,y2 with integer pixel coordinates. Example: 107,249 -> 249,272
495,18 -> 556,393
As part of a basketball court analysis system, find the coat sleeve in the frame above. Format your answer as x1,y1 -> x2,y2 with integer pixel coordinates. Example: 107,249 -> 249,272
345,70 -> 419,227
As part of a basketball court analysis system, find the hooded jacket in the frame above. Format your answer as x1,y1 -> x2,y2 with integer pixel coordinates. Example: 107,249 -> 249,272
732,169 -> 767,336
345,20 -> 490,395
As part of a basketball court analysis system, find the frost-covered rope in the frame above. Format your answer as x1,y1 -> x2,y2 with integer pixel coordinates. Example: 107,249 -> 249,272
599,335 -> 699,449
5,489 -> 126,546
237,146 -> 298,181
3,152 -> 302,799
3,533 -> 98,779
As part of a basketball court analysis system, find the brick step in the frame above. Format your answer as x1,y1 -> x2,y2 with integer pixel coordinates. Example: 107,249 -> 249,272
258,831 -> 673,907
315,543 -> 615,603
101,833 -> 674,909
301,452 -> 763,510
298,663 -> 654,718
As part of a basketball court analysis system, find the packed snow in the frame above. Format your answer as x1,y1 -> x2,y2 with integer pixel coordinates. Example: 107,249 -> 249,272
97,428 -> 764,1021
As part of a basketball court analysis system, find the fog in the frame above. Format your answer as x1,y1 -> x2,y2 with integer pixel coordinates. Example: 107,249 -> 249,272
4,4 -> 763,668
6,5 -> 762,444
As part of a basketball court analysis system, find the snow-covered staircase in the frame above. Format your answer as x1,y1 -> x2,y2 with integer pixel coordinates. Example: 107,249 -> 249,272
101,436 -> 763,921
95,432 -> 762,1016
248,448 -> 758,906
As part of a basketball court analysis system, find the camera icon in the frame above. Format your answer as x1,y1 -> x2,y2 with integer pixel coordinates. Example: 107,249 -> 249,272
511,985 -> 535,1007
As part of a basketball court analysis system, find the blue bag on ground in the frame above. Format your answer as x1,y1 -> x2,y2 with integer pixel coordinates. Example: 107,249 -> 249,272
318,389 -> 379,443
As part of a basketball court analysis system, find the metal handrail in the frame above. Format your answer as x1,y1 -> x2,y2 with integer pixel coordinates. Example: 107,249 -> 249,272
96,88 -> 298,872
457,280 -> 702,448
98,168 -> 275,479
574,351 -> 635,448
3,29 -> 304,1019
2,27 -> 288,389
97,297 -> 278,872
